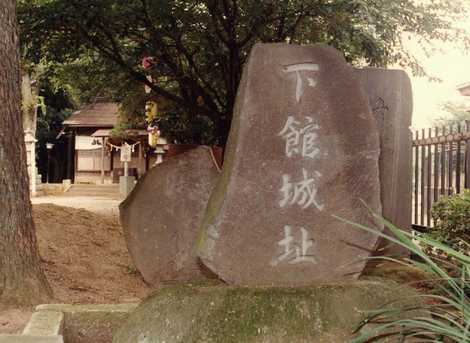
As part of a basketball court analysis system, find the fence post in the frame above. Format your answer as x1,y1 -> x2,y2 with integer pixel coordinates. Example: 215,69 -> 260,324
456,122 -> 462,193
420,129 -> 425,226
414,130 -> 419,225
466,121 -> 470,189
426,128 -> 432,227
448,125 -> 454,196
440,126 -> 446,196
433,127 -> 439,203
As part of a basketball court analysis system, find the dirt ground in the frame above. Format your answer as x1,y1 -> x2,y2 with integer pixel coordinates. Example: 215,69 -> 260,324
34,203 -> 150,304
0,203 -> 151,334
0,308 -> 34,335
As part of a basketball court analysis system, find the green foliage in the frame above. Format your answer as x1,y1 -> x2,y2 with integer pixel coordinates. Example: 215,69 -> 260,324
18,0 -> 470,145
40,53 -> 143,108
157,110 -> 216,144
109,122 -> 134,140
335,212 -> 470,342
434,101 -> 470,127
431,190 -> 470,252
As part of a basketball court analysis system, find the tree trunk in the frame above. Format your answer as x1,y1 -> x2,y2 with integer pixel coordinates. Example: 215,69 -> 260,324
0,0 -> 52,305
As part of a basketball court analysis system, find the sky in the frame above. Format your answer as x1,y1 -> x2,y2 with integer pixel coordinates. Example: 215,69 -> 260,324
404,14 -> 470,128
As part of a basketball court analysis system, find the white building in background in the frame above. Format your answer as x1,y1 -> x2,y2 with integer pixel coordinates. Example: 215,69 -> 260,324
457,82 -> 470,98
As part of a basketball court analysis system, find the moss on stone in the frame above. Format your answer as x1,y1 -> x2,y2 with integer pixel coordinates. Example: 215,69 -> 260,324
114,280 -> 422,343
64,311 -> 131,343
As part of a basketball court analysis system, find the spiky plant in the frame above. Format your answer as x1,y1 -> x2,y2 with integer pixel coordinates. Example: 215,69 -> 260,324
335,213 -> 470,343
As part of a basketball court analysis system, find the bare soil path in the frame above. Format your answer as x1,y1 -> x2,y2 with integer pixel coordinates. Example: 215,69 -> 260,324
31,184 -> 123,215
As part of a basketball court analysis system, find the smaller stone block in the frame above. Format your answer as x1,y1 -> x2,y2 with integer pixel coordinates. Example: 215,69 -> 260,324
357,67 -> 412,232
120,147 -> 220,284
35,303 -> 138,314
62,179 -> 72,192
34,303 -> 139,343
22,310 -> 63,336
0,336 -> 63,343
357,67 -> 413,257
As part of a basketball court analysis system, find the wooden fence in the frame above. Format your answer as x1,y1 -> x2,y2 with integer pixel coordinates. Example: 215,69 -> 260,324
412,121 -> 470,229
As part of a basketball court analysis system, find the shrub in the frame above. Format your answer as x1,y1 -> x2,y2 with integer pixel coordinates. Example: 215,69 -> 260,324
336,212 -> 470,343
431,190 -> 470,252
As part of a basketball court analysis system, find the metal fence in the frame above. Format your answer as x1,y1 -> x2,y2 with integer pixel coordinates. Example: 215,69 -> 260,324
412,121 -> 470,229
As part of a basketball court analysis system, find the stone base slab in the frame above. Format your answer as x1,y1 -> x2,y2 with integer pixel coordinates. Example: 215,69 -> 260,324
0,303 -> 138,343
0,336 -> 63,343
22,310 -> 63,336
114,281 -> 423,343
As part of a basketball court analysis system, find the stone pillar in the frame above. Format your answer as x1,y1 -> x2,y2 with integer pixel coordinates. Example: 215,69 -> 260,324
66,131 -> 75,182
100,137 -> 105,184
24,130 -> 37,196
138,140 -> 144,177
31,135 -> 36,196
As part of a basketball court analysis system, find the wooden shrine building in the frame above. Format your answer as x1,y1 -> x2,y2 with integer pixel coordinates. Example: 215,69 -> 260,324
62,100 -> 199,184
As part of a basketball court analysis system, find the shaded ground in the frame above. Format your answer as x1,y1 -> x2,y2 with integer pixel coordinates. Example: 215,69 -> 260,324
0,308 -> 33,334
34,203 -> 150,304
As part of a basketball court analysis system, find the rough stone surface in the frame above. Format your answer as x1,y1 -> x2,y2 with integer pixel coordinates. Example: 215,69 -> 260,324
33,303 -> 138,343
113,281 -> 422,343
198,43 -> 382,286
0,336 -> 63,343
35,304 -> 138,314
22,311 -> 63,336
120,147 -> 220,284
63,310 -> 130,343
357,68 -> 413,256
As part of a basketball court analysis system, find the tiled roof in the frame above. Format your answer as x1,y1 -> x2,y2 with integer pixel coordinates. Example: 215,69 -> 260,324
63,102 -> 119,127
91,129 -> 148,137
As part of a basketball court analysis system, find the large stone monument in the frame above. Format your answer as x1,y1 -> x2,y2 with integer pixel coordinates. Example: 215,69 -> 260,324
198,44 -> 383,286
357,68 -> 413,256
120,147 -> 220,284
114,45 -> 419,343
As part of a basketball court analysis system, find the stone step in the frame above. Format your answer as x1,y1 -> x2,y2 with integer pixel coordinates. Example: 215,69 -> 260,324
22,311 -> 63,336
65,184 -> 119,197
0,336 -> 63,343
69,184 -> 118,189
67,188 -> 118,193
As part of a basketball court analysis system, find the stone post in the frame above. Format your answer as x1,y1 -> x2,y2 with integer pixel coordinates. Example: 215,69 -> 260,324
24,130 -> 37,196
100,137 -> 105,184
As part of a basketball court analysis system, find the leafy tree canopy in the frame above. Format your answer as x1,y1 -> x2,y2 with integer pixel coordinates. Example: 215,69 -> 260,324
433,100 -> 470,127
18,0 -> 470,145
